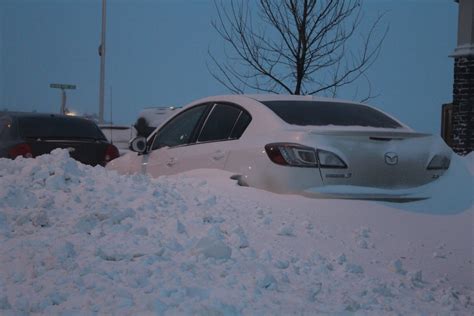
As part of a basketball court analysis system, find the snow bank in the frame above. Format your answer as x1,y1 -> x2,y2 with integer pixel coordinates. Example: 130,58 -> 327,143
0,149 -> 472,315
464,152 -> 474,175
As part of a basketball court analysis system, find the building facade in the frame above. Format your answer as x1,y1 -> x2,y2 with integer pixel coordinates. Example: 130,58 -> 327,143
446,0 -> 474,155
0,7 -> 3,109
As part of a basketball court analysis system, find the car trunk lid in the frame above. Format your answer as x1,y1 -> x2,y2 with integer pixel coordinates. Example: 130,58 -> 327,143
307,129 -> 438,189
26,138 -> 107,166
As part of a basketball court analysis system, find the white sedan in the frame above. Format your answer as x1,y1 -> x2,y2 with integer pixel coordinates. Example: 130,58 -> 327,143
107,95 -> 452,200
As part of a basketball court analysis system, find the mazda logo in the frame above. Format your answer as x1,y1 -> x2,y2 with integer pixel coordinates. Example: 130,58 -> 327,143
384,152 -> 398,165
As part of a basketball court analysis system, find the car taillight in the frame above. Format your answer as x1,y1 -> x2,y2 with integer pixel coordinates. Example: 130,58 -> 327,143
264,143 -> 347,168
104,144 -> 119,164
317,149 -> 347,168
8,143 -> 33,159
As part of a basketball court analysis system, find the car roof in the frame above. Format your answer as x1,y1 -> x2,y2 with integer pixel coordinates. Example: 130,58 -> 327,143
1,111 -> 95,123
188,94 -> 366,107
182,94 -> 411,131
246,94 -> 359,104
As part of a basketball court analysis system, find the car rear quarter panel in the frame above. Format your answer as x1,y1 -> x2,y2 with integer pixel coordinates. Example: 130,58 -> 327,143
223,128 -> 326,193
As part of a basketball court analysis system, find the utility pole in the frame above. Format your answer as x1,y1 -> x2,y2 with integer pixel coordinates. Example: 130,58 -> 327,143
98,0 -> 107,123
61,88 -> 66,114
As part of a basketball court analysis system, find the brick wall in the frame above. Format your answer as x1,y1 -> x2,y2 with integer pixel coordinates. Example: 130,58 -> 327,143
451,55 -> 474,155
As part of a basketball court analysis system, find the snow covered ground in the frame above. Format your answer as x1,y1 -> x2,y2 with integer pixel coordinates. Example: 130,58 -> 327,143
0,149 -> 472,315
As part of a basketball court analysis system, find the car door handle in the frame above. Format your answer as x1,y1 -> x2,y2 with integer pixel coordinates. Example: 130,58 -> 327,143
166,157 -> 176,167
212,151 -> 226,161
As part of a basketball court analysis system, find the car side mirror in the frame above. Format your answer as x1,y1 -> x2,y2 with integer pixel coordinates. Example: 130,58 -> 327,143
129,136 -> 147,154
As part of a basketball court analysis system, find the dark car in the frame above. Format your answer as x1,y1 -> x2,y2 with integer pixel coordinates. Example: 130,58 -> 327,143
0,112 -> 119,166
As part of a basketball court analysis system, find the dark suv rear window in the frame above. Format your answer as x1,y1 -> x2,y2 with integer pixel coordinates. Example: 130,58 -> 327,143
18,116 -> 107,140
261,101 -> 402,128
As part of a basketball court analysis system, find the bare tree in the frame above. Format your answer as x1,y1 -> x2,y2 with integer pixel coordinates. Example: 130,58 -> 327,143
209,0 -> 388,100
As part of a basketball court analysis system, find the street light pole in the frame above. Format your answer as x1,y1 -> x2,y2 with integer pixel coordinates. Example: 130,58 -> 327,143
98,0 -> 107,124
61,88 -> 66,115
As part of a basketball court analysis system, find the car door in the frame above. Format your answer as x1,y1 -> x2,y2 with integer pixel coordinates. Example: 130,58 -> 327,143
170,103 -> 250,173
142,102 -> 252,177
143,103 -> 210,176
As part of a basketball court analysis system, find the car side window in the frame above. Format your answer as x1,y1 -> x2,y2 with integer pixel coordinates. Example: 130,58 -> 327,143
152,104 -> 208,150
198,103 -> 248,142
230,111 -> 252,139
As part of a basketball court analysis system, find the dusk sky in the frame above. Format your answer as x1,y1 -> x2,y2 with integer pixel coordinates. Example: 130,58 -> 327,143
0,0 -> 458,133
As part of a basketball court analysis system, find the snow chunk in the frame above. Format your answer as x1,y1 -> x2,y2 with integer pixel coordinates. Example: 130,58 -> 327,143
231,226 -> 249,249
277,224 -> 295,237
195,237 -> 232,260
345,263 -> 364,274
390,259 -> 407,275
0,212 -> 10,236
31,210 -> 49,227
256,269 -> 278,290
176,220 -> 186,234
0,296 -> 11,310
274,260 -> 290,270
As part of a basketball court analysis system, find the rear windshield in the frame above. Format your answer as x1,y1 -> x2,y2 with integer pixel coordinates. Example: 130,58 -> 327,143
18,116 -> 107,140
261,101 -> 402,128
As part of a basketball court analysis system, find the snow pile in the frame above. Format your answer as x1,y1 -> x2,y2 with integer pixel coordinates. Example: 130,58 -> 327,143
465,152 -> 474,175
0,149 -> 472,314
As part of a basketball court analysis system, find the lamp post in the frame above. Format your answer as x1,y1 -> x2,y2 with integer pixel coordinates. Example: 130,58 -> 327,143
98,0 -> 107,123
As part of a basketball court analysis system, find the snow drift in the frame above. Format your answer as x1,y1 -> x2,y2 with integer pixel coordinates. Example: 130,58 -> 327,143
0,149 -> 472,315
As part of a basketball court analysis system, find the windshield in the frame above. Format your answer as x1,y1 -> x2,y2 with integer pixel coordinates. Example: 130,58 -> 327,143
261,101 -> 402,128
18,116 -> 107,140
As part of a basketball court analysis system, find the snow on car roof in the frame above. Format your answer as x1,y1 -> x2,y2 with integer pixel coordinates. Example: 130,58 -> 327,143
246,93 -> 360,104
193,94 -> 364,106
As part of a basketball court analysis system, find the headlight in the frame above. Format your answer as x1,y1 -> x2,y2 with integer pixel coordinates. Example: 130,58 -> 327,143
427,155 -> 450,170
265,143 -> 347,169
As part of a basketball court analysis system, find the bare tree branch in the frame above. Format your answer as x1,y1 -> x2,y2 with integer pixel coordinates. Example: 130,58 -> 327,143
208,0 -> 388,101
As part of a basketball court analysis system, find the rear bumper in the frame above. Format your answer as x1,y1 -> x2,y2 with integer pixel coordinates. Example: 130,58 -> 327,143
302,185 -> 430,202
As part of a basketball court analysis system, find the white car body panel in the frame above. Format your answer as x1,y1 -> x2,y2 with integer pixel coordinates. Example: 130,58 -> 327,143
147,141 -> 231,176
107,94 -> 452,200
